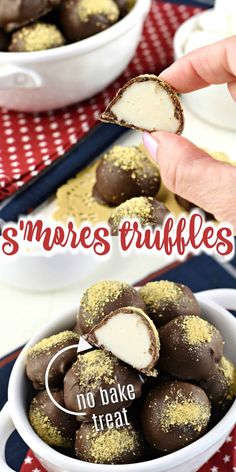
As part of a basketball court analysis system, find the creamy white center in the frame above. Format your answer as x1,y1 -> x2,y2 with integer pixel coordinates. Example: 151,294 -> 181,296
94,312 -> 153,369
111,80 -> 180,132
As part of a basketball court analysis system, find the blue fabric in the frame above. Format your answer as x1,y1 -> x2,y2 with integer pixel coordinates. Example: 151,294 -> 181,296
1,250 -> 235,470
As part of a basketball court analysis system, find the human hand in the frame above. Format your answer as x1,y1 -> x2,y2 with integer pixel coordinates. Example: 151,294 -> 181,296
142,36 -> 236,232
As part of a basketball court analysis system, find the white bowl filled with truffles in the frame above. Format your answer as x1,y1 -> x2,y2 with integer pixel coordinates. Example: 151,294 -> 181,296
0,0 -> 151,112
0,280 -> 235,472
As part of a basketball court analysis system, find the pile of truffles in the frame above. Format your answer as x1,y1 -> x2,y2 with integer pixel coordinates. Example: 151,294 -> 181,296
26,279 -> 236,465
0,0 -> 136,52
93,144 -> 170,234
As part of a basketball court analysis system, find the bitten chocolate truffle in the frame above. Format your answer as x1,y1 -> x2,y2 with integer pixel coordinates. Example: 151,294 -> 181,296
87,307 -> 160,375
158,316 -> 223,380
115,0 -> 136,17
94,146 -> 160,206
200,356 -> 236,408
9,22 -> 65,52
29,389 -> 78,448
100,75 -> 184,134
60,0 -> 119,42
141,381 -> 211,452
64,349 -> 143,421
139,281 -> 201,328
108,196 -> 169,236
75,422 -> 145,464
75,280 -> 145,334
26,330 -> 80,389
0,0 -> 61,32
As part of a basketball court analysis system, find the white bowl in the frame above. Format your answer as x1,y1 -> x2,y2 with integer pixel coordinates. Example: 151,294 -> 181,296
0,288 -> 236,472
0,0 -> 151,112
0,251 -> 97,291
173,10 -> 236,131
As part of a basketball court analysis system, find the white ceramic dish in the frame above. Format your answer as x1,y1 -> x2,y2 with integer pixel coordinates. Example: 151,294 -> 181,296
0,288 -> 235,472
173,10 -> 236,131
0,0 -> 151,112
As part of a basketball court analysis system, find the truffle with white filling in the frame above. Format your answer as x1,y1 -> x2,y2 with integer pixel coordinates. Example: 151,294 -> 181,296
100,75 -> 184,134
64,349 -> 143,421
158,315 -> 224,381
94,145 -> 160,206
108,196 -> 169,236
75,280 -> 145,335
60,0 -> 119,42
141,381 -> 211,452
0,0 -> 61,32
75,421 -> 146,464
86,307 -> 160,376
139,281 -> 201,327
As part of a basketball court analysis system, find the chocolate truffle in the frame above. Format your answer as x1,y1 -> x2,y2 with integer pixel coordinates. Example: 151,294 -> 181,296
75,280 -> 145,334
60,0 -> 119,42
175,195 -> 214,221
9,22 -> 65,52
108,196 -> 169,236
100,75 -> 184,134
26,330 -> 80,389
139,281 -> 201,328
199,356 -> 236,408
141,381 -> 211,452
0,29 -> 9,50
29,389 -> 78,448
64,349 -> 143,421
158,316 -> 223,381
87,307 -> 160,376
115,0 -> 136,17
0,0 -> 61,32
75,422 -> 145,464
94,146 -> 160,206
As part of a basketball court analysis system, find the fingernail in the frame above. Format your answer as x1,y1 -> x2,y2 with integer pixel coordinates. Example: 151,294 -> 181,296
142,132 -> 159,163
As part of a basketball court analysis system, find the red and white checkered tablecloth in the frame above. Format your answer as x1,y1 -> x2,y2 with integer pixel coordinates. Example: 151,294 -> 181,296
0,1 -> 201,202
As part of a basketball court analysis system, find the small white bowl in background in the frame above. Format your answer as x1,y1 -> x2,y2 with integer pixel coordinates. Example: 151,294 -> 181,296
173,10 -> 236,131
0,289 -> 235,472
0,0 -> 151,112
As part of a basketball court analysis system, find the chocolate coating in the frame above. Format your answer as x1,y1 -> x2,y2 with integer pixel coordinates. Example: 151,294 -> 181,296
75,421 -> 145,464
109,196 -> 169,236
199,356 -> 236,408
0,29 -> 9,50
141,381 -> 211,452
139,281 -> 201,328
115,0 -> 136,17
9,22 -> 65,52
0,0 -> 61,32
29,389 -> 78,448
94,146 -> 160,206
158,315 -> 223,381
60,0 -> 119,42
175,195 -> 214,221
26,330 -> 80,389
75,280 -> 145,334
64,349 -> 143,421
